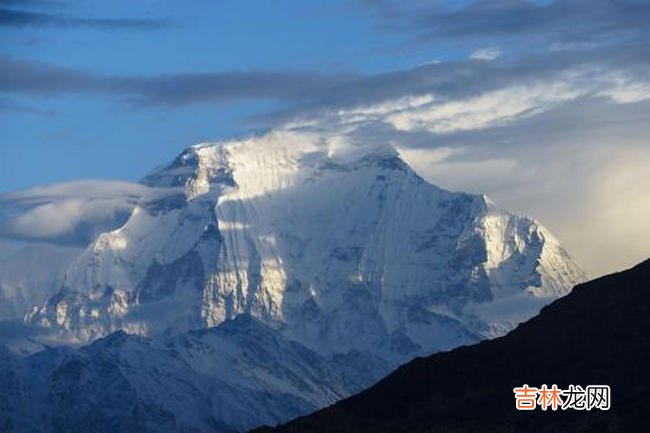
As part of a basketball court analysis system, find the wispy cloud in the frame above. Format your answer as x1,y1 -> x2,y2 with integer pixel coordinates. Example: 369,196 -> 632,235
360,0 -> 650,47
0,57 -> 359,107
2,43 -> 647,114
0,2 -> 168,30
2,0 -> 649,115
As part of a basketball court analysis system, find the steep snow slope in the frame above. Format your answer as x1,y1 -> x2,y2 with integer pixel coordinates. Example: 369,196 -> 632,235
27,129 -> 585,359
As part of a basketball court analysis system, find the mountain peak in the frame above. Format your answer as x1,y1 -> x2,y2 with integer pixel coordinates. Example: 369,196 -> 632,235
27,127 -> 585,363
143,129 -> 409,198
10,127 -> 588,432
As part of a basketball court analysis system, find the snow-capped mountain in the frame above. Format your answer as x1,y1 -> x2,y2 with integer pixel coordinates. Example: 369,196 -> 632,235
27,129 -> 585,354
2,128 -> 586,432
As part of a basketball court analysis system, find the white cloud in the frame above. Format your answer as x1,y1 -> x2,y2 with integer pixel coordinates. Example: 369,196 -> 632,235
7,199 -> 94,239
305,67 -> 650,137
386,81 -> 581,134
596,72 -> 650,104
469,47 -> 501,61
0,180 -> 179,245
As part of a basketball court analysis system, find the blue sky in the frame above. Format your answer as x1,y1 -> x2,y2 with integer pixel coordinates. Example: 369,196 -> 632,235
1,0 -> 650,273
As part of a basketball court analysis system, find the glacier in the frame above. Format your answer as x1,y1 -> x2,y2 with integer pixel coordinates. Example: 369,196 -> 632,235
1,128 -> 586,432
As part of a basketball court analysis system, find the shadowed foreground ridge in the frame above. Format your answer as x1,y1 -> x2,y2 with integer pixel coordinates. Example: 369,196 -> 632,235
254,259 -> 650,433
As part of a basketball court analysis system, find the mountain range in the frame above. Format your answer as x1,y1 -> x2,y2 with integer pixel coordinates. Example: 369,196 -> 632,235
0,128 -> 587,432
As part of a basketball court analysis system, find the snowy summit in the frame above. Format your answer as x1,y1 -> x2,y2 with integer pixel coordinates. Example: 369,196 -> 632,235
3,128 -> 586,432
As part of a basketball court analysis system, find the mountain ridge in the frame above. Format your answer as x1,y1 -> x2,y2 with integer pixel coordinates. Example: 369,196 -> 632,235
1,313 -> 376,433
254,258 -> 650,433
